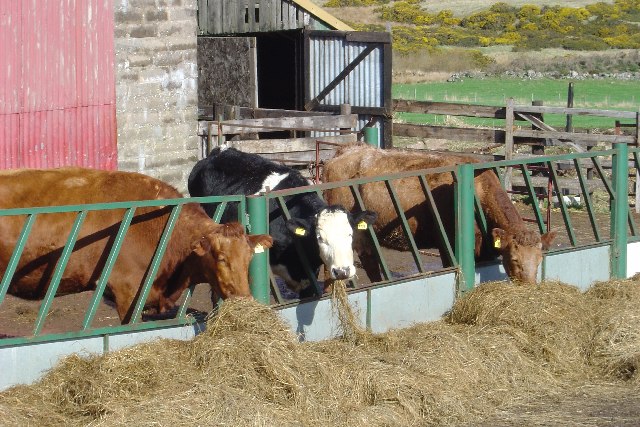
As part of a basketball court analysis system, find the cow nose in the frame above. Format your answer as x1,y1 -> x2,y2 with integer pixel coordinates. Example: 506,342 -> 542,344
331,267 -> 351,280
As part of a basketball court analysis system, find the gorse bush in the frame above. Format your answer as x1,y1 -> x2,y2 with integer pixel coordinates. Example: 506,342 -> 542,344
340,0 -> 640,53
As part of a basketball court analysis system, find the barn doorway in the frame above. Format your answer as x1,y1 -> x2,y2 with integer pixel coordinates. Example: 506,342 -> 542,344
255,30 -> 304,110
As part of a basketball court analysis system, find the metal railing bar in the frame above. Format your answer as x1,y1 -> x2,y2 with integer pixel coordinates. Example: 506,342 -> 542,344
418,174 -> 457,267
348,183 -> 391,281
82,207 -> 136,330
547,161 -> 577,246
269,269 -> 286,304
518,163 -> 547,234
212,202 -> 227,223
34,210 -> 88,336
176,283 -> 197,320
131,204 -> 183,324
574,158 -> 602,242
385,179 -> 425,274
0,214 -> 37,305
0,195 -> 243,217
273,195 -> 322,296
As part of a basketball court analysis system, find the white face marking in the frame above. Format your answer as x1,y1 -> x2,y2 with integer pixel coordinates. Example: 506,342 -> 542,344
255,172 -> 289,194
316,210 -> 355,280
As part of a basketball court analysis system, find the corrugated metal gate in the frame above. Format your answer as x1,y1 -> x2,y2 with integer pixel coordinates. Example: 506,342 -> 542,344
0,0 -> 116,170
304,30 -> 392,148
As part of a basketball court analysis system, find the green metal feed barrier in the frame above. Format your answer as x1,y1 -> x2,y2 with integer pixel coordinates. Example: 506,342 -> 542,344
1,144 -> 638,347
0,195 -> 245,347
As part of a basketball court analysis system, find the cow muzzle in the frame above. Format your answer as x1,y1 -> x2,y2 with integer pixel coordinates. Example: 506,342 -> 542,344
330,266 -> 354,280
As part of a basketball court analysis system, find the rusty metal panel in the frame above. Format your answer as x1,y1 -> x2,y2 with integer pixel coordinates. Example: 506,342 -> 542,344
0,0 -> 116,170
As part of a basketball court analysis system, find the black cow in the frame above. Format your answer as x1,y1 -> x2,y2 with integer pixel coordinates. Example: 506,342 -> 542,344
188,146 -> 376,295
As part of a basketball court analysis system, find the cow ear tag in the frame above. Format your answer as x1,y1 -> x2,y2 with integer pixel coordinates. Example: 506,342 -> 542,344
254,244 -> 264,254
494,238 -> 501,248
295,227 -> 306,236
357,221 -> 368,230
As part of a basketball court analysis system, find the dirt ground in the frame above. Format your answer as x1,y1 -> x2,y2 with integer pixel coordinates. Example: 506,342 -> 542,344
464,383 -> 640,427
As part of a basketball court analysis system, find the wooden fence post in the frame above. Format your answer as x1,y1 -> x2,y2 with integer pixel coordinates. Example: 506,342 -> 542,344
504,98 -> 514,197
566,82 -> 574,132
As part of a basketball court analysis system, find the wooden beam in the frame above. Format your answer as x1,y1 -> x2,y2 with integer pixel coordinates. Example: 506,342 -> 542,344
289,0 -> 353,31
227,134 -> 357,153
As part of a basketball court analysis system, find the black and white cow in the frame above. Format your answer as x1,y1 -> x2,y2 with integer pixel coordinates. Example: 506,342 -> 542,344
188,146 -> 377,295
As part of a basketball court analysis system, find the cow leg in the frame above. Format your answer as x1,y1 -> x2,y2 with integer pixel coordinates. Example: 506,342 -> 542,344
107,283 -> 138,324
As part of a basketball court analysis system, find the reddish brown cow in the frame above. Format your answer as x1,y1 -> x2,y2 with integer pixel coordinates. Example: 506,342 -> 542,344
0,168 -> 272,323
323,143 -> 556,284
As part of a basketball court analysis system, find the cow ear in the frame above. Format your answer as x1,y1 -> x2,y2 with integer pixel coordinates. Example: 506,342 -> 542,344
192,236 -> 211,256
541,230 -> 557,251
353,210 -> 377,231
491,228 -> 507,251
286,218 -> 311,238
247,234 -> 274,252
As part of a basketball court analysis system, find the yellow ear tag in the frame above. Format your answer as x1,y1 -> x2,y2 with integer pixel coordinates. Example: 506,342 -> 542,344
494,238 -> 501,248
357,221 -> 368,230
254,244 -> 264,254
295,227 -> 306,236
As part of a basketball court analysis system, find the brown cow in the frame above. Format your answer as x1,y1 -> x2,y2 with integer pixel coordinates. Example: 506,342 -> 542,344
323,143 -> 556,284
0,168 -> 273,323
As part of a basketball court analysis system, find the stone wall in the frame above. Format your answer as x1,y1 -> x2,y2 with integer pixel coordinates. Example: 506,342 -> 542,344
114,0 -> 198,194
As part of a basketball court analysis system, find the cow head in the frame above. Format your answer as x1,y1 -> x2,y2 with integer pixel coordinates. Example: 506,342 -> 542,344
192,222 -> 273,299
285,206 -> 377,285
492,227 -> 556,284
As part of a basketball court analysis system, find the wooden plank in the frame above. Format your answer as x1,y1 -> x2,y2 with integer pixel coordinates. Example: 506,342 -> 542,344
393,123 -> 501,143
514,129 -> 635,144
393,99 -> 508,119
504,98 -> 514,196
236,0 -> 245,33
346,31 -> 392,43
208,0 -> 222,34
248,0 -> 257,32
255,149 -> 338,164
290,0 -> 354,31
202,106 -> 334,120
289,1 -> 297,28
515,105 -> 637,119
227,133 -> 357,153
207,114 -> 358,135
197,0 -> 207,33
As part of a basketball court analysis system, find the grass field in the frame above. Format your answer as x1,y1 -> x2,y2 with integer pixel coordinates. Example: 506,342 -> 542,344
393,78 -> 639,129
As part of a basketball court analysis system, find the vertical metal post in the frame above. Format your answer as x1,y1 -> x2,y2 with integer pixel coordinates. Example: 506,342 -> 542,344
611,142 -> 628,279
247,195 -> 270,304
363,126 -> 378,147
455,164 -> 476,292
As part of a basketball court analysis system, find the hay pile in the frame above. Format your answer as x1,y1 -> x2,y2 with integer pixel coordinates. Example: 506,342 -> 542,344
587,279 -> 640,381
447,281 -> 597,379
1,279 -> 640,426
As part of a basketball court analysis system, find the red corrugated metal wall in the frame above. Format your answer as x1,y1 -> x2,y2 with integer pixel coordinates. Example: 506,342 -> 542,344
0,0 -> 116,170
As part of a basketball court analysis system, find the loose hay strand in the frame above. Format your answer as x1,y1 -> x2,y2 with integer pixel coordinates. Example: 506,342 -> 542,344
329,279 -> 369,342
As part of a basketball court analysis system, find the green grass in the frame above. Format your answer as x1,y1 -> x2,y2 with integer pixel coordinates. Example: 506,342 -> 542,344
393,78 -> 639,129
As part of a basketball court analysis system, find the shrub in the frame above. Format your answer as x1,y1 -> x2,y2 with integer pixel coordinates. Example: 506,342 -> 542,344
562,35 -> 610,51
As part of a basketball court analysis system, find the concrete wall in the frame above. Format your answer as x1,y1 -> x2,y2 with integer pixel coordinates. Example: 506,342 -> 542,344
114,0 -> 199,194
